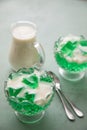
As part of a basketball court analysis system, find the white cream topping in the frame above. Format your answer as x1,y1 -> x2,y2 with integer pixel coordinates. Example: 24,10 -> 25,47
65,48 -> 87,63
7,74 -> 53,106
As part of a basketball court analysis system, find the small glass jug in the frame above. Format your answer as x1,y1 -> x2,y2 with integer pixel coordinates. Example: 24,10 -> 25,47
9,21 -> 45,71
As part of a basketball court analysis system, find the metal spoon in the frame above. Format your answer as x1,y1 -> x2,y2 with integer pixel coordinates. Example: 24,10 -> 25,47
47,71 -> 84,119
47,71 -> 75,121
55,85 -> 75,121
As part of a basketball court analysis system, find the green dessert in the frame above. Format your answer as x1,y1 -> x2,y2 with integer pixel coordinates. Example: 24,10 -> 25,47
54,35 -> 87,72
5,68 -> 54,116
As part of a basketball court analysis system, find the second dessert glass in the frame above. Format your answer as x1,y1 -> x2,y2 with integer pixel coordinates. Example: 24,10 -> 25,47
54,34 -> 87,81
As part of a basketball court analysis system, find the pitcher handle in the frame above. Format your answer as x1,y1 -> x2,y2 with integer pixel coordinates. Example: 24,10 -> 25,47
34,42 -> 45,68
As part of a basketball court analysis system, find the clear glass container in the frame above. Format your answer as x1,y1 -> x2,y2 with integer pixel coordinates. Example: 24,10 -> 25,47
54,34 -> 87,81
9,21 -> 45,71
4,67 -> 54,124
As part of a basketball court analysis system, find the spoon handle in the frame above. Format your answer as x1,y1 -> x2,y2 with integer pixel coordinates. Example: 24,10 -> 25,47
56,89 -> 75,121
60,91 -> 84,117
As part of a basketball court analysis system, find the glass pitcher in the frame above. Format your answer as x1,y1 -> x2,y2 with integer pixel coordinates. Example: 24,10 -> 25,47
9,21 -> 45,71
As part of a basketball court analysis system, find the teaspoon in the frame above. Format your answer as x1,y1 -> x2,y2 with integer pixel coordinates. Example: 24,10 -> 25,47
47,71 -> 84,119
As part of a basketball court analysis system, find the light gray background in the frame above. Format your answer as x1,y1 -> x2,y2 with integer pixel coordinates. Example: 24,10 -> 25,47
0,0 -> 87,130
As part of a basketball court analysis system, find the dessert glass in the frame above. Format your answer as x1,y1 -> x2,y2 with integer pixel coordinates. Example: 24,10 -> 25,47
4,67 -> 54,124
54,34 -> 87,81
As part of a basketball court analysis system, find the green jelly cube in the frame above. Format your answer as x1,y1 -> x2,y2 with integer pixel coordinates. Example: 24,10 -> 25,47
25,93 -> 35,103
22,75 -> 38,89
61,41 -> 78,56
8,87 -> 23,97
40,74 -> 53,82
79,40 -> 87,46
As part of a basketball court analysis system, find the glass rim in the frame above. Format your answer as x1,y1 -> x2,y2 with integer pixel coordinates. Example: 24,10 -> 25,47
11,20 -> 37,39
